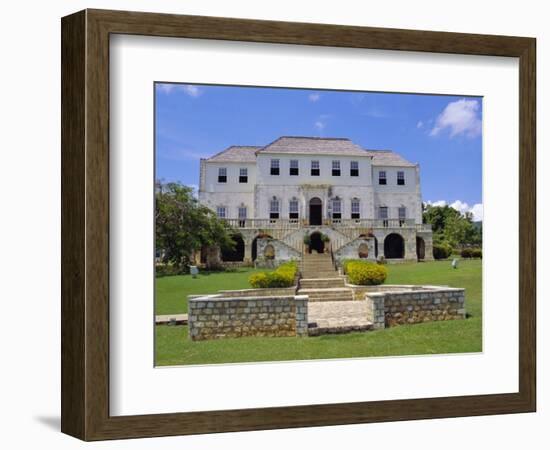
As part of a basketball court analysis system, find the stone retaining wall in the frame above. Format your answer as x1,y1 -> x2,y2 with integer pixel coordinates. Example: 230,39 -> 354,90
188,295 -> 308,341
365,287 -> 466,329
217,287 -> 297,298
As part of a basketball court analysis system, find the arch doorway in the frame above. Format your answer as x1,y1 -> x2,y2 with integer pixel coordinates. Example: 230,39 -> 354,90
310,232 -> 324,254
416,237 -> 426,260
384,233 -> 405,259
221,234 -> 245,261
309,197 -> 323,226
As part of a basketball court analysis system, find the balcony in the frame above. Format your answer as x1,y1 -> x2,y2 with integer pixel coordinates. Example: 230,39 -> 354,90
223,218 -> 432,232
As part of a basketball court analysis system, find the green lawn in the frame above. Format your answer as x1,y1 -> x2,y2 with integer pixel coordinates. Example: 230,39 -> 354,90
155,259 -> 482,366
155,267 -> 261,315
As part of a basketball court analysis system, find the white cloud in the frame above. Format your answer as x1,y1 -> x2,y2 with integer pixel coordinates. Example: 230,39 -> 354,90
426,200 -> 483,221
181,85 -> 202,97
308,93 -> 321,102
157,83 -> 203,97
430,98 -> 481,138
417,120 -> 424,129
314,120 -> 325,131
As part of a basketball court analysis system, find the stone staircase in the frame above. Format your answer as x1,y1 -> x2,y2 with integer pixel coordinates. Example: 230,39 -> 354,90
298,253 -> 374,335
298,253 -> 353,302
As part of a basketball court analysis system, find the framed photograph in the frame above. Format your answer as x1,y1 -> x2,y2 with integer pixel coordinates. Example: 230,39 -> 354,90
61,9 -> 536,440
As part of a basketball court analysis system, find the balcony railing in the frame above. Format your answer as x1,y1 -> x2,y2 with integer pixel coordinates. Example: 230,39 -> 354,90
223,218 -> 432,231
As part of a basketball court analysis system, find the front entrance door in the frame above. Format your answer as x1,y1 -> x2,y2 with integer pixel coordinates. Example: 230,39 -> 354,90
309,197 -> 323,226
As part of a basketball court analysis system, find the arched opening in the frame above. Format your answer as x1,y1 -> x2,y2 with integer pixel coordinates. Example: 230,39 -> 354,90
384,233 -> 405,259
358,243 -> 369,259
263,244 -> 275,260
221,234 -> 245,262
310,232 -> 324,254
309,197 -> 323,226
416,236 -> 426,260
252,233 -> 272,261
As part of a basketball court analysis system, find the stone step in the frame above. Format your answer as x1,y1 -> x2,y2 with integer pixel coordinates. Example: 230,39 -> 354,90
308,321 -> 373,336
300,278 -> 346,288
301,271 -> 339,277
298,288 -> 354,302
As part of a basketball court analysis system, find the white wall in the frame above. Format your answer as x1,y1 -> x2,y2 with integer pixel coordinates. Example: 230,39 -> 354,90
256,153 -> 373,186
201,161 -> 257,193
0,1 -> 547,450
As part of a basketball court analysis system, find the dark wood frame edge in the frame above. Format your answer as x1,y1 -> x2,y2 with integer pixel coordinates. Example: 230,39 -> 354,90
61,9 -> 536,441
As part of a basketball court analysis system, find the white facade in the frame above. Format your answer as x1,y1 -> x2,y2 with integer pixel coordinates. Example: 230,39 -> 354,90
199,137 -> 423,225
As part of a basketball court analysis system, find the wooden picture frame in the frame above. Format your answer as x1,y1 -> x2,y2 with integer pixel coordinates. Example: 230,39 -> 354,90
61,9 -> 536,441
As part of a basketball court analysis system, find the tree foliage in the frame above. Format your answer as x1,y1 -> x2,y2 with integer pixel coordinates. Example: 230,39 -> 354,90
423,203 -> 482,248
155,181 -> 235,270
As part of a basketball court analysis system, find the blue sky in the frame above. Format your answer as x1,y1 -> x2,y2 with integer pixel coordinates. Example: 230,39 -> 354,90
155,83 -> 483,220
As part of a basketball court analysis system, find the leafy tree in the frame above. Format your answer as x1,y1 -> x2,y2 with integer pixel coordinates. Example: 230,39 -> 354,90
155,181 -> 235,271
423,203 -> 482,248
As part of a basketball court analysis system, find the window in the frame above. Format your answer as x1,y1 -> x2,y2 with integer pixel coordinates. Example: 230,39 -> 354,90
350,161 -> 359,177
311,160 -> 320,176
216,206 -> 226,218
351,199 -> 360,219
289,199 -> 299,219
331,198 -> 342,220
398,206 -> 406,226
238,206 -> 247,227
239,167 -> 248,183
397,171 -> 405,185
217,167 -> 227,183
379,206 -> 388,219
269,198 -> 280,219
332,160 -> 341,176
270,159 -> 280,175
289,159 -> 299,176
378,171 -> 387,185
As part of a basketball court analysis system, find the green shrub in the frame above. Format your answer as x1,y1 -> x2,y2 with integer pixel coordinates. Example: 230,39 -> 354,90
248,261 -> 298,288
433,242 -> 453,259
346,260 -> 387,285
248,272 -> 269,288
471,248 -> 482,258
461,248 -> 473,258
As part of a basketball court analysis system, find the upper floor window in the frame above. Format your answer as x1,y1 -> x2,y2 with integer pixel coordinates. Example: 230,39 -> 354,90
216,206 -> 226,218
331,198 -> 342,219
311,160 -> 320,176
270,159 -> 280,176
332,160 -> 341,176
289,159 -> 299,176
397,171 -> 405,185
351,198 -> 360,219
217,167 -> 227,183
239,167 -> 248,183
269,198 -> 280,219
378,171 -> 387,185
289,199 -> 299,219
350,161 -> 359,177
378,206 -> 388,219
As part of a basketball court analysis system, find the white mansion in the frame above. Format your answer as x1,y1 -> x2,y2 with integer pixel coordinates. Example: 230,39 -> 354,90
198,136 -> 433,265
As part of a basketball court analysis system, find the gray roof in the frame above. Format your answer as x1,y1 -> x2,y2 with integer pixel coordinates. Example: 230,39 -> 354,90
204,137 -> 415,166
259,136 -> 368,157
205,146 -> 260,163
364,150 -> 416,167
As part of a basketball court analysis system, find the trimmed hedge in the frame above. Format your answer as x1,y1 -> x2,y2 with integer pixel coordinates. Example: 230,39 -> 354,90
346,260 -> 387,286
461,247 -> 482,259
433,242 -> 453,260
249,261 -> 298,288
